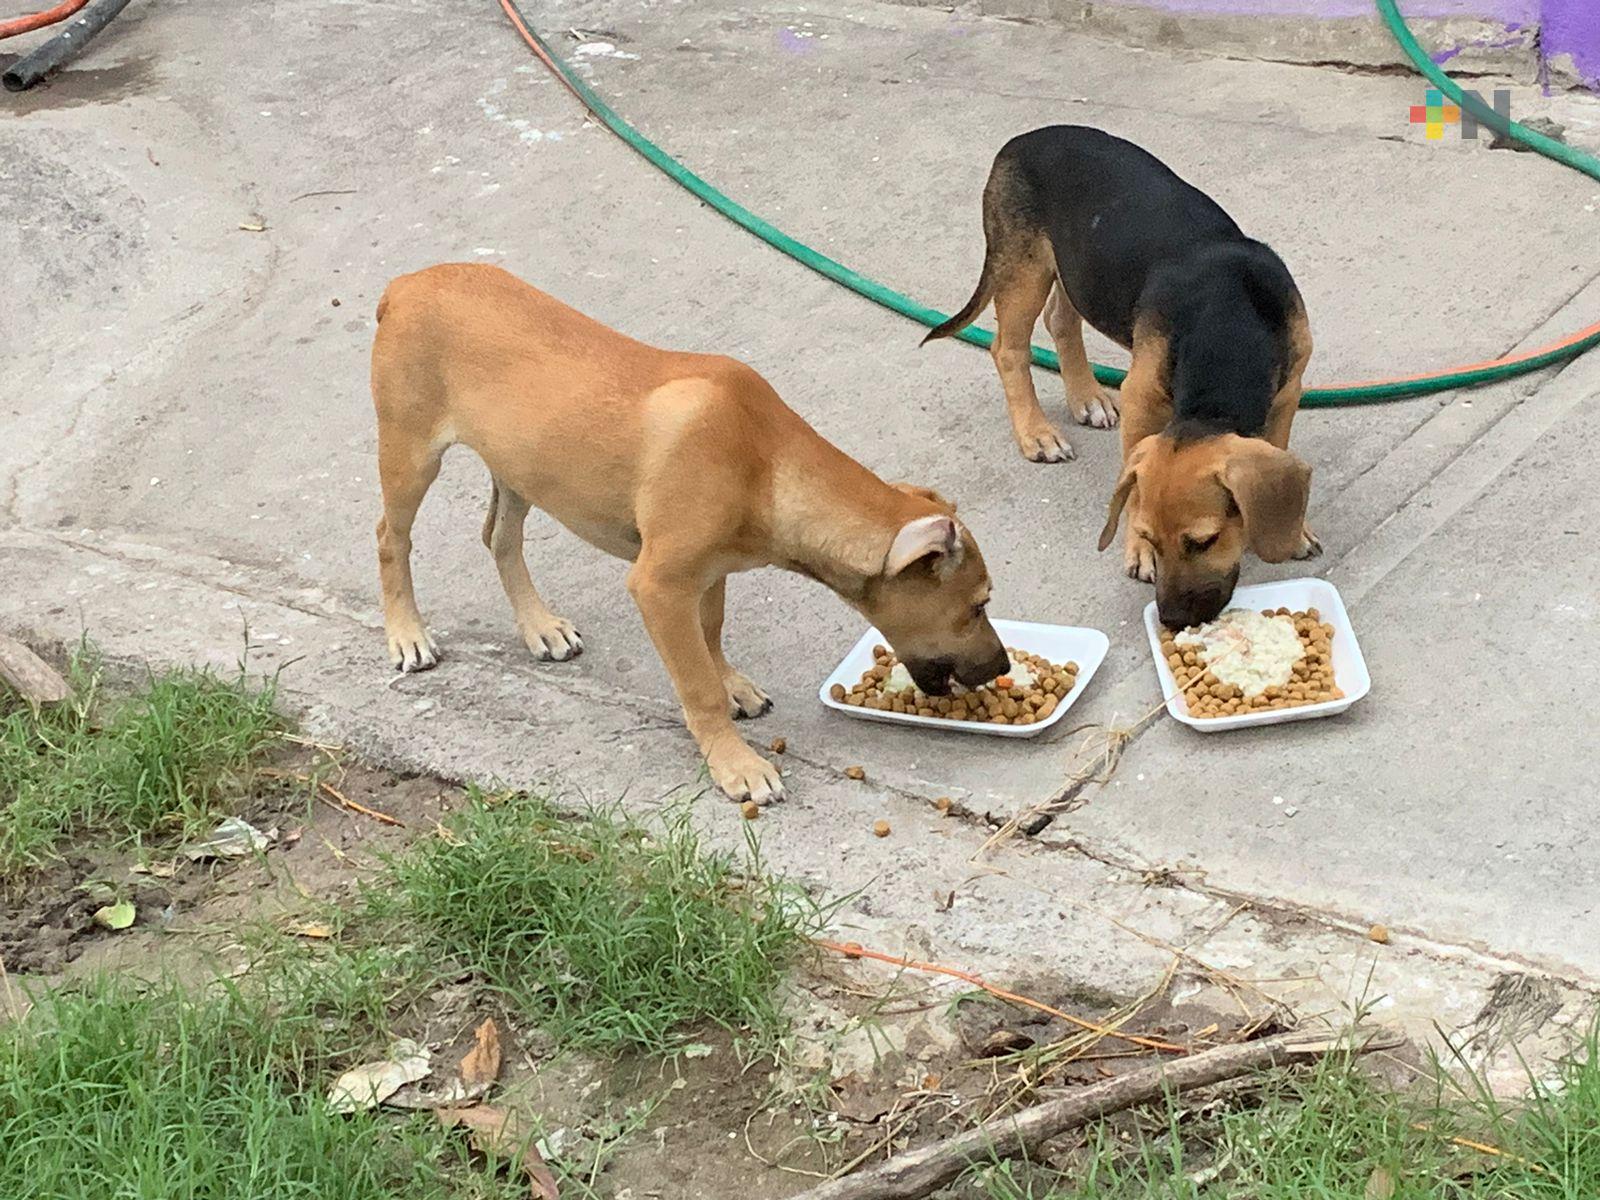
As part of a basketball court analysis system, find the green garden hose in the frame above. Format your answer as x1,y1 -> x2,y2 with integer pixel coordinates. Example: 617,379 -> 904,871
500,0 -> 1600,407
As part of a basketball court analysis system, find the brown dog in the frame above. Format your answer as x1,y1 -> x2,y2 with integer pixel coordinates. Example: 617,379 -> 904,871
371,264 -> 1009,803
926,126 -> 1318,627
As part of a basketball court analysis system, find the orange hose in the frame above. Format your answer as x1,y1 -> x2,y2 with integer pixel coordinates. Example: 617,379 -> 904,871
813,937 -> 1190,1055
0,0 -> 88,40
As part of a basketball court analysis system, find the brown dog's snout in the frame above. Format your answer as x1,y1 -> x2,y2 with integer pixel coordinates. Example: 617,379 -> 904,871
904,634 -> 1009,695
960,639 -> 1012,689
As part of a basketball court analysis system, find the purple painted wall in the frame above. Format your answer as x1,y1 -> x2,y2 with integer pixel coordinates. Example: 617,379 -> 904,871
1543,0 -> 1600,86
1112,0 -> 1595,86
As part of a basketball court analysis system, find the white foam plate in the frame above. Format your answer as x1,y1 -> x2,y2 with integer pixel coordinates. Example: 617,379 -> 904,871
1144,577 -> 1371,732
819,618 -> 1109,738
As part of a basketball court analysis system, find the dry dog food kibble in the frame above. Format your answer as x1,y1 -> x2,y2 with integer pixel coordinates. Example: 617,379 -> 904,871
841,646 -> 1078,726
1164,607 -> 1343,719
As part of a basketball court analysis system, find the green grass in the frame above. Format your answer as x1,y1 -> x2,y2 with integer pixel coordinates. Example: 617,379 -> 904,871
980,1024 -> 1600,1200
0,962 -> 524,1200
0,648 -> 281,877
372,789 -> 821,1054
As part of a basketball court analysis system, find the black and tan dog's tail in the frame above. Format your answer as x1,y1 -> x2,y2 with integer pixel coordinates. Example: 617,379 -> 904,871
922,258 -> 995,345
922,154 -> 1032,345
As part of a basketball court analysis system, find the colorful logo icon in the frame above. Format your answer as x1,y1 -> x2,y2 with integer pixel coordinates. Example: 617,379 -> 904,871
1409,88 -> 1512,141
1409,89 -> 1460,140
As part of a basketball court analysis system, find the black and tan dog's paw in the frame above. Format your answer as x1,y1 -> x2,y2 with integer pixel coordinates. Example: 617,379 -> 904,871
1068,386 -> 1120,430
1124,533 -> 1157,583
1014,422 -> 1076,463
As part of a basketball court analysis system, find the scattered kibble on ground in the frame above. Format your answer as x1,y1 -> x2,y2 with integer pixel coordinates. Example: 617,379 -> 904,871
769,737 -> 787,754
872,819 -> 890,838
740,801 -> 761,820
844,766 -> 866,781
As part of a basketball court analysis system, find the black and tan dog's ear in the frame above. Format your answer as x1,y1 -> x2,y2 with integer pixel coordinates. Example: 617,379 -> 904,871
891,482 -> 955,514
886,514 -> 963,577
1219,437 -> 1312,562
1097,441 -> 1152,551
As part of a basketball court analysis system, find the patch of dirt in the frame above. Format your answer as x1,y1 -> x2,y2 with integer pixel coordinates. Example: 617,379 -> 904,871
1,744 -> 1255,1199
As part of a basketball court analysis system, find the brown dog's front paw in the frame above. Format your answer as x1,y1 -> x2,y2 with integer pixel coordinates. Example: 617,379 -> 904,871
1015,423 -> 1076,463
521,615 -> 584,662
387,628 -> 439,673
1294,526 -> 1324,560
710,746 -> 784,806
725,672 -> 773,720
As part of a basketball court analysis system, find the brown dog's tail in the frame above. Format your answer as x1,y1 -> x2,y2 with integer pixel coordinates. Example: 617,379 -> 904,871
921,257 -> 995,345
481,477 -> 500,549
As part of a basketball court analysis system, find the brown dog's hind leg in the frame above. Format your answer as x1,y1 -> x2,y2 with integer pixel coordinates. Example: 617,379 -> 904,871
700,577 -> 771,719
484,478 -> 584,662
1043,282 -> 1119,430
628,559 -> 783,805
991,249 -> 1071,463
376,428 -> 444,672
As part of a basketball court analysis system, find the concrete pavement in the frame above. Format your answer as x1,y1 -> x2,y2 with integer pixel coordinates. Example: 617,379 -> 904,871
3,0 -> 1598,1051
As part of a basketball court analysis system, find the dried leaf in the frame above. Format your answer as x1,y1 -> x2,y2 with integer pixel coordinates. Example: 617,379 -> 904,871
182,817 -> 274,861
680,1042 -> 714,1059
831,1072 -> 895,1123
384,1077 -> 472,1111
978,1028 -> 1034,1057
439,1105 -> 559,1198
287,921 -> 334,939
327,1039 -> 431,1113
1365,1166 -> 1396,1199
93,901 -> 136,931
129,860 -> 178,879
459,1018 -> 502,1091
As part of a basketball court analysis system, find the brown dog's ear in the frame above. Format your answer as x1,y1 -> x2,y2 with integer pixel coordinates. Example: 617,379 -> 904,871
890,482 -> 955,514
1097,440 -> 1153,551
1219,437 -> 1312,563
886,514 -> 963,578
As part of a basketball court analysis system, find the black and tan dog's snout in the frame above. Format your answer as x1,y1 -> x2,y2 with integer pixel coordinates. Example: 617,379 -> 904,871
1157,565 -> 1239,630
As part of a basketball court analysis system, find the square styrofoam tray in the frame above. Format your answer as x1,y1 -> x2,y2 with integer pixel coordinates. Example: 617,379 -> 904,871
819,618 -> 1109,738
1144,577 -> 1371,732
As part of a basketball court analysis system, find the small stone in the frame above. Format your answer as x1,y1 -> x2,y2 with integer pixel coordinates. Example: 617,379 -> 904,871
845,766 -> 866,781
769,737 -> 787,754
741,801 -> 761,821
841,941 -> 865,959
1369,924 -> 1391,945
1018,811 -> 1054,837
872,819 -> 891,838
331,297 -> 342,306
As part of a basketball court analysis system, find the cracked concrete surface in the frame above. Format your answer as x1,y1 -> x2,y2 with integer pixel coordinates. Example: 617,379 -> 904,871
3,0 -> 1599,1063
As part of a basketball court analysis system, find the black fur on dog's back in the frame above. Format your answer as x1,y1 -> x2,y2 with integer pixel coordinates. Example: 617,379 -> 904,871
927,126 -> 1302,437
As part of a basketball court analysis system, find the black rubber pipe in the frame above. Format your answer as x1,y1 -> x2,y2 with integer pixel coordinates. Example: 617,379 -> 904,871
3,0 -> 134,92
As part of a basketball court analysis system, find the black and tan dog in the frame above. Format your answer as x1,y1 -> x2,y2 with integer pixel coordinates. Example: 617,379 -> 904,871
925,125 -> 1319,628
372,264 -> 1009,805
